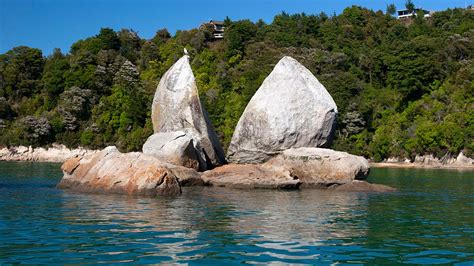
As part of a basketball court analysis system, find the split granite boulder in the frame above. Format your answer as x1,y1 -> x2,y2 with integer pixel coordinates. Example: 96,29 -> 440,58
56,54 -> 395,196
146,54 -> 225,169
227,56 -> 338,164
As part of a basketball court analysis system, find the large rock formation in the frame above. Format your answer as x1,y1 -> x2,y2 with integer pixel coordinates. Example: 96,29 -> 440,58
265,148 -> 370,188
227,56 -> 338,163
57,146 -> 204,197
146,55 -> 225,169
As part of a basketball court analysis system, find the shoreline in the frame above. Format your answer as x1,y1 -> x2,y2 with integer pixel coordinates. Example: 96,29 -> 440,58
1,145 -> 473,171
370,162 -> 474,170
0,144 -> 99,163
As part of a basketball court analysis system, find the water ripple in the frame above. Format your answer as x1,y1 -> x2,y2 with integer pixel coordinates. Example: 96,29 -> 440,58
1,163 -> 474,264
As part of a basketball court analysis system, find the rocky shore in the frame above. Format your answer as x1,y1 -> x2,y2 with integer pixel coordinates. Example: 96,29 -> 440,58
56,54 -> 397,197
371,152 -> 474,169
0,144 -> 98,163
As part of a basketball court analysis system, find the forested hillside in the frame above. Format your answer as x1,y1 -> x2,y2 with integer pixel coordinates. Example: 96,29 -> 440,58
0,6 -> 473,161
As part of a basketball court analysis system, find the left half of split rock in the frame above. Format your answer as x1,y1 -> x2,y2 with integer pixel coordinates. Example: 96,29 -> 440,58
145,54 -> 226,171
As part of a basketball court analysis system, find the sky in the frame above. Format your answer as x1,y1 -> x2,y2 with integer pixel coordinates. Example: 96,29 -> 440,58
0,0 -> 469,55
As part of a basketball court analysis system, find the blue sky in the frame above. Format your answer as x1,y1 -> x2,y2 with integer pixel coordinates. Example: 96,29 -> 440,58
0,0 -> 469,55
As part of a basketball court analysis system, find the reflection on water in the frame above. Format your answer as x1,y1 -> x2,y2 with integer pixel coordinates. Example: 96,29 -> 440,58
50,188 -> 370,264
0,162 -> 473,264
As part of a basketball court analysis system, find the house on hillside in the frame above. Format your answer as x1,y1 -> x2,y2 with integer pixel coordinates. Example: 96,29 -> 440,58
201,20 -> 225,40
397,8 -> 432,19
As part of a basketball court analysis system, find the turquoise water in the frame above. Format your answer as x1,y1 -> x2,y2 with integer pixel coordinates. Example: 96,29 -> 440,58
0,161 -> 474,264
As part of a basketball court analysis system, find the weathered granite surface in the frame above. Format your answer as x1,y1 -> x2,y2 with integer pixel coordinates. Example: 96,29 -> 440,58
149,55 -> 225,169
57,146 -> 204,196
227,56 -> 338,163
201,147 -> 372,190
265,148 -> 370,188
55,54 -> 398,196
142,131 -> 202,170
57,146 -> 393,194
201,164 -> 301,189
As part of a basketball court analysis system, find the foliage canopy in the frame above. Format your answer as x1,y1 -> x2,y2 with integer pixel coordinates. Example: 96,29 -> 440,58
0,6 -> 473,161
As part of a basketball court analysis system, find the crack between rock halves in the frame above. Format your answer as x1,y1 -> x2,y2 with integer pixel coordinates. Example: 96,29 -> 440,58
157,133 -> 188,151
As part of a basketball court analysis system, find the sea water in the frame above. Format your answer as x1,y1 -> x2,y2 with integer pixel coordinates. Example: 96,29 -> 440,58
0,161 -> 473,264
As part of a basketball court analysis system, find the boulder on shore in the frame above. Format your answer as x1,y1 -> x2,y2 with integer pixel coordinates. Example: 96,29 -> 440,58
454,152 -> 474,166
227,56 -> 338,163
149,55 -> 225,169
265,148 -> 370,188
201,164 -> 301,189
142,131 -> 202,170
57,146 -> 204,197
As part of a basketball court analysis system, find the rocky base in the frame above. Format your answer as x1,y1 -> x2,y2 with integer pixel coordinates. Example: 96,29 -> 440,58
0,144 -> 98,163
201,164 -> 300,189
265,148 -> 370,188
199,148 -> 395,192
57,146 -> 396,196
57,146 -> 197,197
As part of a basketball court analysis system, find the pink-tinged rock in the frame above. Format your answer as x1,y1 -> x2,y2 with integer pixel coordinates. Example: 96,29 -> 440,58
57,146 -> 183,197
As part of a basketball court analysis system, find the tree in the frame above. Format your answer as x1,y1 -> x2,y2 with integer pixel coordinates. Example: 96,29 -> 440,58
91,60 -> 147,150
41,48 -> 69,95
56,86 -> 93,131
18,116 -> 52,145
0,46 -> 44,100
225,20 -> 258,56
0,7 -> 472,158
386,4 -> 397,15
97,28 -> 120,50
118,29 -> 141,63
405,0 -> 415,13
0,97 -> 13,119
152,29 -> 171,45
341,111 -> 366,137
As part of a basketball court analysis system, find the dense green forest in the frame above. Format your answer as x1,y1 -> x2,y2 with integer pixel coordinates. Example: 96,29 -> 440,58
0,5 -> 473,161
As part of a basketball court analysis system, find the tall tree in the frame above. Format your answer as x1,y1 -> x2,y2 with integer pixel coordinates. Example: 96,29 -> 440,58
405,0 -> 415,13
386,4 -> 397,15
0,46 -> 44,100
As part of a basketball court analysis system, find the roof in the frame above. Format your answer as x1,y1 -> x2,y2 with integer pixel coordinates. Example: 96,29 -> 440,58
397,7 -> 428,12
210,20 -> 224,25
